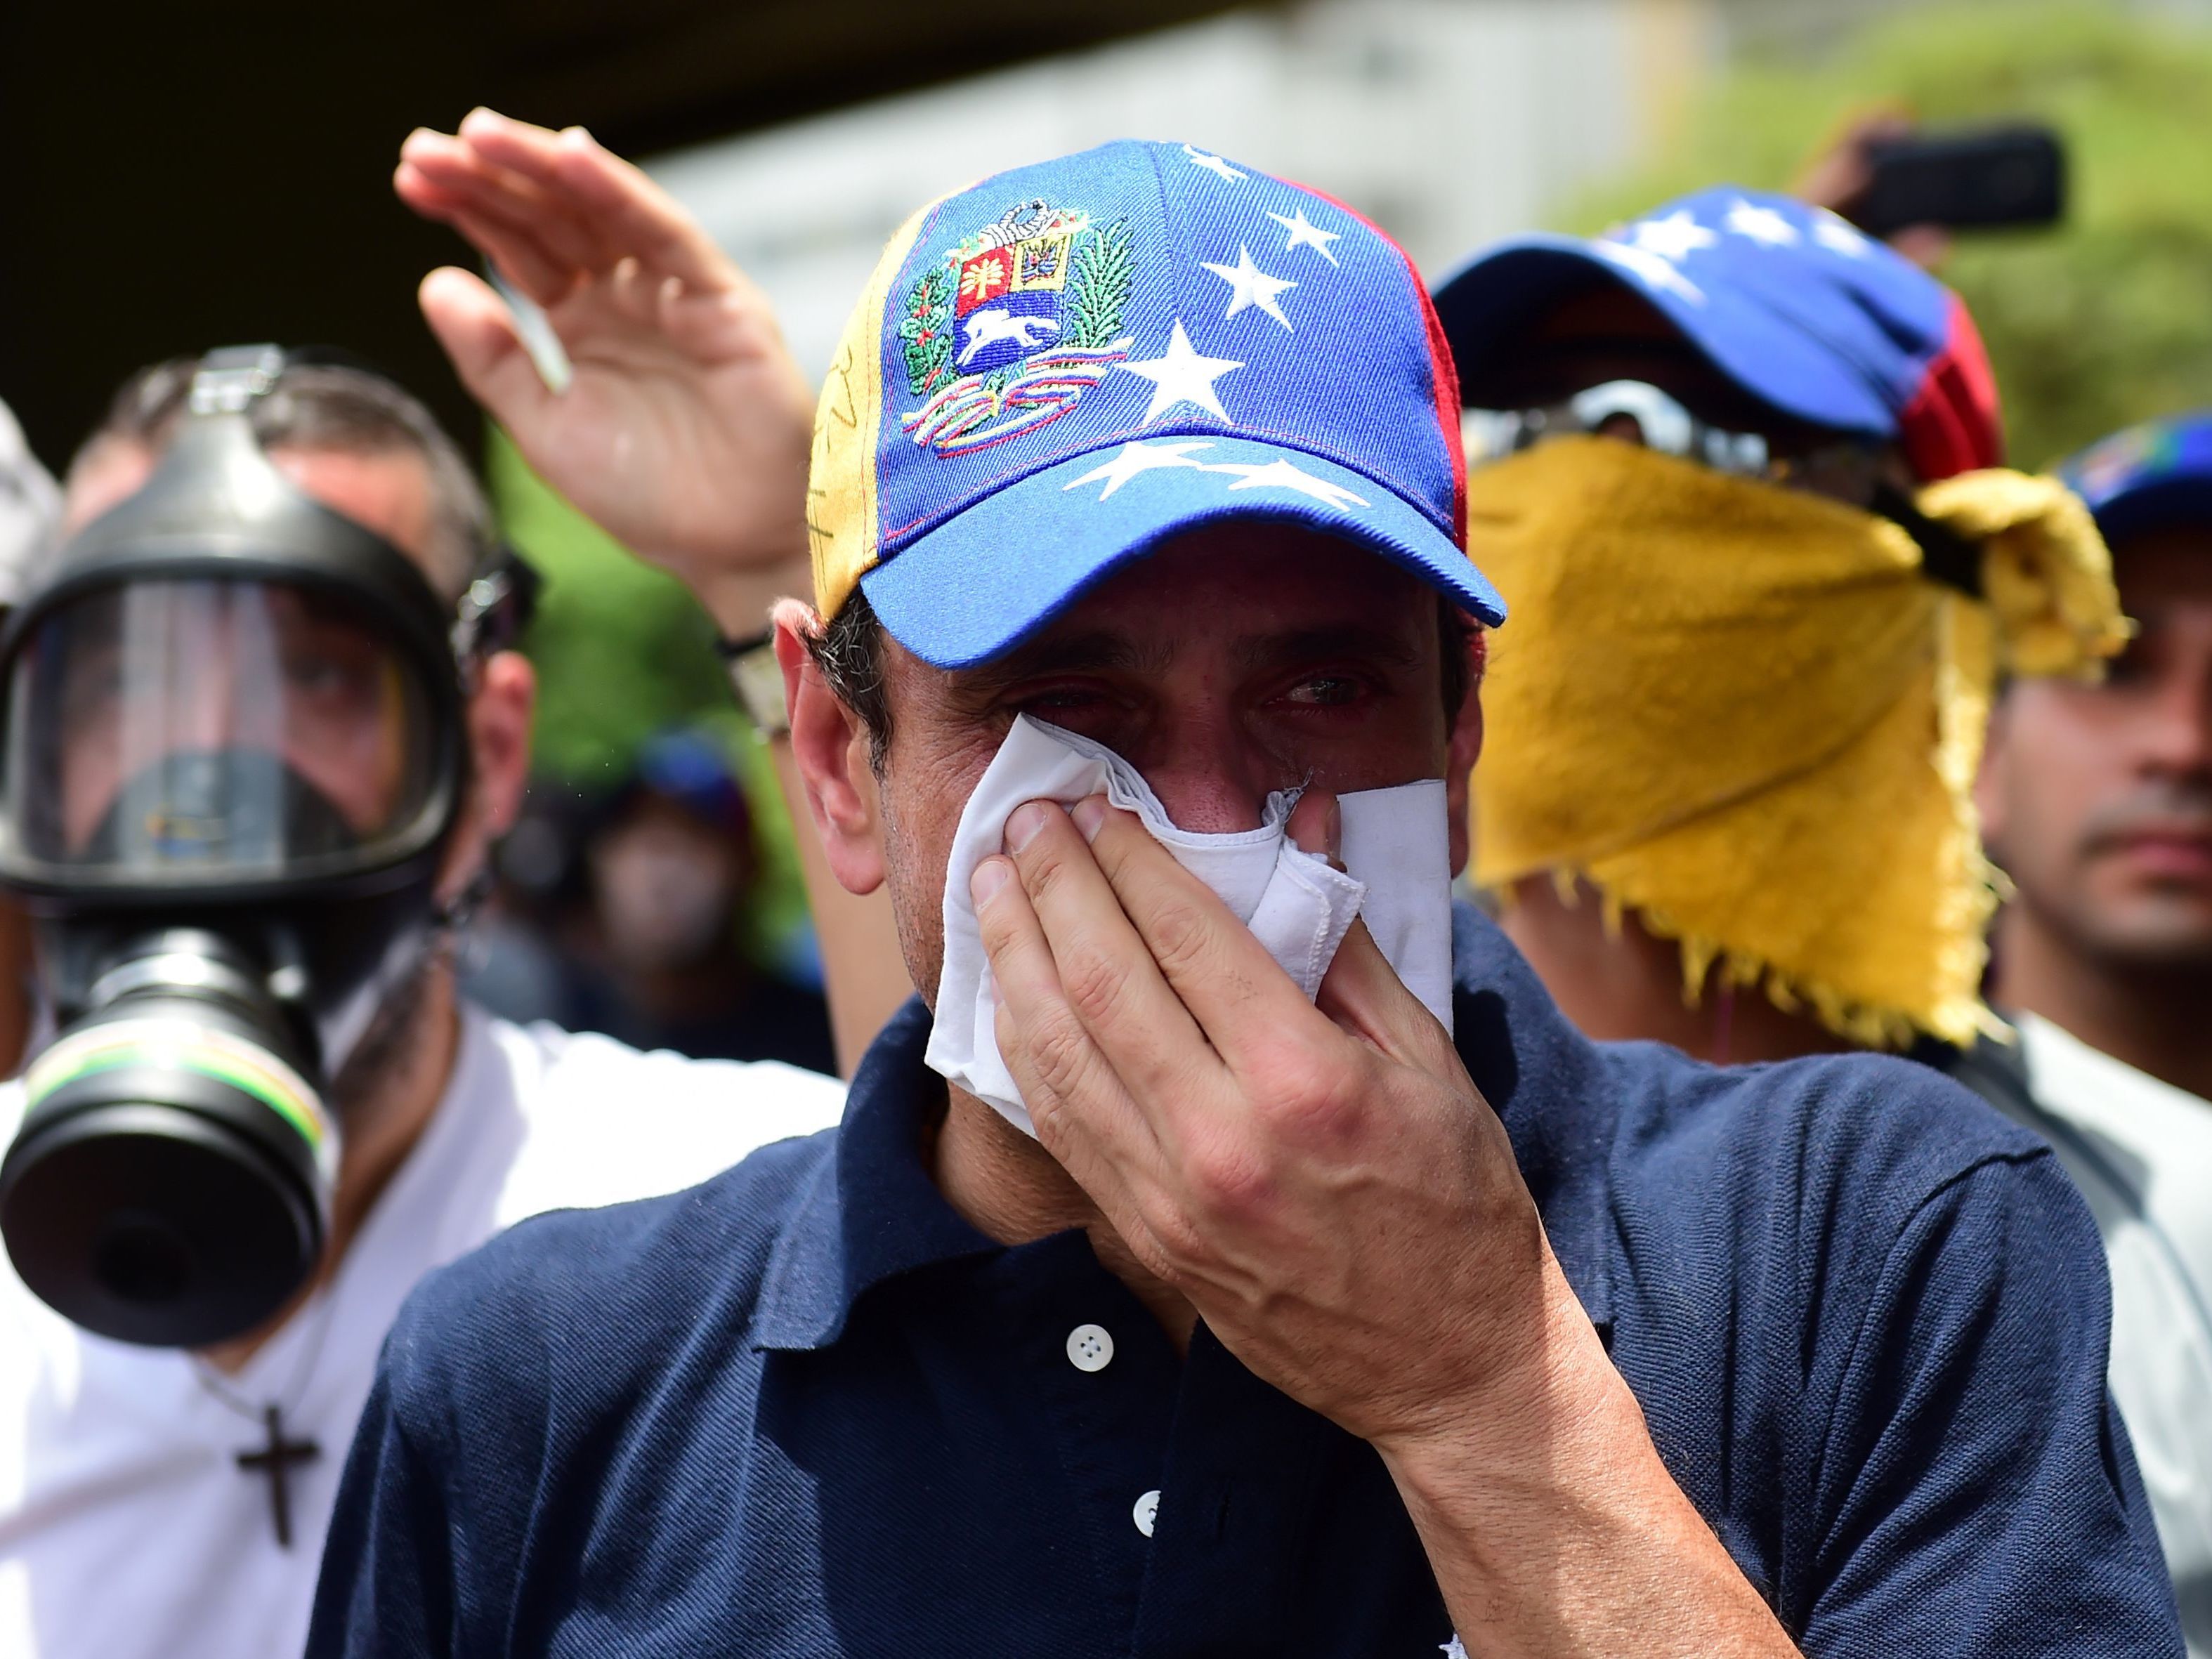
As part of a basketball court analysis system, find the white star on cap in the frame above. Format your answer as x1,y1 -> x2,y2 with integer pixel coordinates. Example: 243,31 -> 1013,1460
1211,457 -> 1369,509
1593,240 -> 1706,305
1812,213 -> 1871,257
1628,209 -> 1717,263
1725,198 -> 1800,247
1181,143 -> 1248,184
1267,206 -> 1342,265
1201,244 -> 1298,332
1063,440 -> 1217,500
1121,322 -> 1245,424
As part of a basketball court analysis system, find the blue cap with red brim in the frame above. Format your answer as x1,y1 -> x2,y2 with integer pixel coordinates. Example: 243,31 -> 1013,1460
1430,187 -> 2004,483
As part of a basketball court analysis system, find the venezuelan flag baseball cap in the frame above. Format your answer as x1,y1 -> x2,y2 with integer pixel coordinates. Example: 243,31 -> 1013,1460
1431,187 -> 2002,483
807,139 -> 1503,669
2057,412 -> 2212,544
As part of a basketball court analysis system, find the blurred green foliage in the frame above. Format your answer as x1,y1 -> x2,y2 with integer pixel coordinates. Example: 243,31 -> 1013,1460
488,428 -> 732,784
490,428 -> 814,971
1567,1 -> 2212,469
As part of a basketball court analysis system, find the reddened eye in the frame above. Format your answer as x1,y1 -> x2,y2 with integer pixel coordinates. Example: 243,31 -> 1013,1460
1280,675 -> 1363,707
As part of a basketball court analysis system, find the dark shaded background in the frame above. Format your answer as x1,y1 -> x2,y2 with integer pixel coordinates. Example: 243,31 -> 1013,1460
0,0 -> 1240,471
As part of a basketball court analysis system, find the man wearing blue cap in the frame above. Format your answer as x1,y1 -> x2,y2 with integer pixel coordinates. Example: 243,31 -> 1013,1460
1976,411 -> 2212,1653
311,125 -> 2181,1656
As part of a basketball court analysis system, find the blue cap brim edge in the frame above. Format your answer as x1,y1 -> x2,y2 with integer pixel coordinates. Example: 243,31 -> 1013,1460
859,435 -> 1505,671
1429,233 -> 1899,440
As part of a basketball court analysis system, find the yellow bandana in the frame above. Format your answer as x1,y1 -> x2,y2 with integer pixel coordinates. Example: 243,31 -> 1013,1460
1468,438 -> 2126,1049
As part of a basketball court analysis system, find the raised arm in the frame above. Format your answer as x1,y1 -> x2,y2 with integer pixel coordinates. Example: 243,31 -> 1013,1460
395,110 -> 910,1071
393,107 -> 813,635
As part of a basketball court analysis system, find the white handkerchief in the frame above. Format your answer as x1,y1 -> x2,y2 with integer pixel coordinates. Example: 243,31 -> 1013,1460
929,715 -> 1453,1136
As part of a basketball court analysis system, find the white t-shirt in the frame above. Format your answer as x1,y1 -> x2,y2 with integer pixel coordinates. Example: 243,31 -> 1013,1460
2015,1011 -> 2212,1656
0,1005 -> 846,1659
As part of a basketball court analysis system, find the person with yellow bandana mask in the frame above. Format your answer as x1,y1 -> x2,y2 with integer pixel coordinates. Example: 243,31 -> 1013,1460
1430,186 -> 2126,1070
1434,188 -> 2211,1632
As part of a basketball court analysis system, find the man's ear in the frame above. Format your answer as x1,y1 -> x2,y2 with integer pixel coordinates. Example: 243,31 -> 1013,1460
438,648 -> 536,903
775,599 -> 888,896
1445,627 -> 1486,878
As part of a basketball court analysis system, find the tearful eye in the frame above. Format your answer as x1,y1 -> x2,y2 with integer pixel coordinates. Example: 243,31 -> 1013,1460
1283,676 -> 1361,707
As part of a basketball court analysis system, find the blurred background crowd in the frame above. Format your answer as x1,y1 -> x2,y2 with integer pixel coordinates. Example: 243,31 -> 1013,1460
5,0 -> 2206,1073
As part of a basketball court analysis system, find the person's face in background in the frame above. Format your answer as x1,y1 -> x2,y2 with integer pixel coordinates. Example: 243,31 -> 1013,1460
591,794 -> 748,973
1979,527 -> 2212,967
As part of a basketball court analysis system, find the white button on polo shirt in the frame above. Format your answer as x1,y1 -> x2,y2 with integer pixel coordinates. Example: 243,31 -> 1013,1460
1133,1488 -> 1160,1537
1066,1323 -> 1114,1372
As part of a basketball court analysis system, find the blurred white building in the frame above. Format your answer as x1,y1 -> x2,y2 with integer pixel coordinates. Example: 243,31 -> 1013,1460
648,0 -> 1717,380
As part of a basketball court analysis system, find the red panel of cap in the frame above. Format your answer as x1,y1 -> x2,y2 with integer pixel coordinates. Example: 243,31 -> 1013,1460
1898,293 -> 2004,481
1292,180 -> 1467,547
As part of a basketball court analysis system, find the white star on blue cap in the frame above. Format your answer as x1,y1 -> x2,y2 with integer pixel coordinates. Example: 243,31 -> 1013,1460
1210,457 -> 1369,508
1725,198 -> 1800,247
1627,209 -> 1717,263
1181,143 -> 1248,184
1061,440 -> 1217,499
1202,244 -> 1298,332
1060,441 -> 1368,511
1593,240 -> 1706,304
1121,322 -> 1244,424
1812,214 -> 1871,257
1267,206 -> 1342,265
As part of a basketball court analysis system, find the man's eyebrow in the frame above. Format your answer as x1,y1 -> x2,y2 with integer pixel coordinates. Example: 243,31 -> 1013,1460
953,631 -> 1177,694
1233,624 -> 1424,671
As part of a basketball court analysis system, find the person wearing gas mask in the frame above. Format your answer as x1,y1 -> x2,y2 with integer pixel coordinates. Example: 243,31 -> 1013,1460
0,350 -> 846,1659
309,136 -> 2180,1657
1969,410 -> 2212,1653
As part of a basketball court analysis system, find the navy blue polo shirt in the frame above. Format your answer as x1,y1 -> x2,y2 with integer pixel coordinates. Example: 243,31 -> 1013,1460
308,906 -> 2181,1657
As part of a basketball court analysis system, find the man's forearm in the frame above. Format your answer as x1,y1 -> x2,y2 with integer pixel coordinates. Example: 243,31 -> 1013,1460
1378,1267 -> 1799,1659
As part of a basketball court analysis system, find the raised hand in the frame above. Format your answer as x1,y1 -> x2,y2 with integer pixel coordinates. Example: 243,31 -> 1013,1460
395,108 -> 814,631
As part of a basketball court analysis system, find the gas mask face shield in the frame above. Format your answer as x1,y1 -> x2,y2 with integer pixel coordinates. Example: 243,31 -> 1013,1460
6,577 -> 443,882
0,346 -> 535,1349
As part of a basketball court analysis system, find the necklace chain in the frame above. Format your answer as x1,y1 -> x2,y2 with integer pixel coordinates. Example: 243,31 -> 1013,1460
188,1285 -> 343,1426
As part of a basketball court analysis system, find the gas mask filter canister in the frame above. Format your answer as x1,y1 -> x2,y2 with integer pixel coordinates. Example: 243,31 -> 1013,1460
6,929 -> 337,1345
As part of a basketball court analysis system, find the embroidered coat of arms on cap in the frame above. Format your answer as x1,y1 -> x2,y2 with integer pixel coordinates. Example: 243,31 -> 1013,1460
898,198 -> 1136,457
